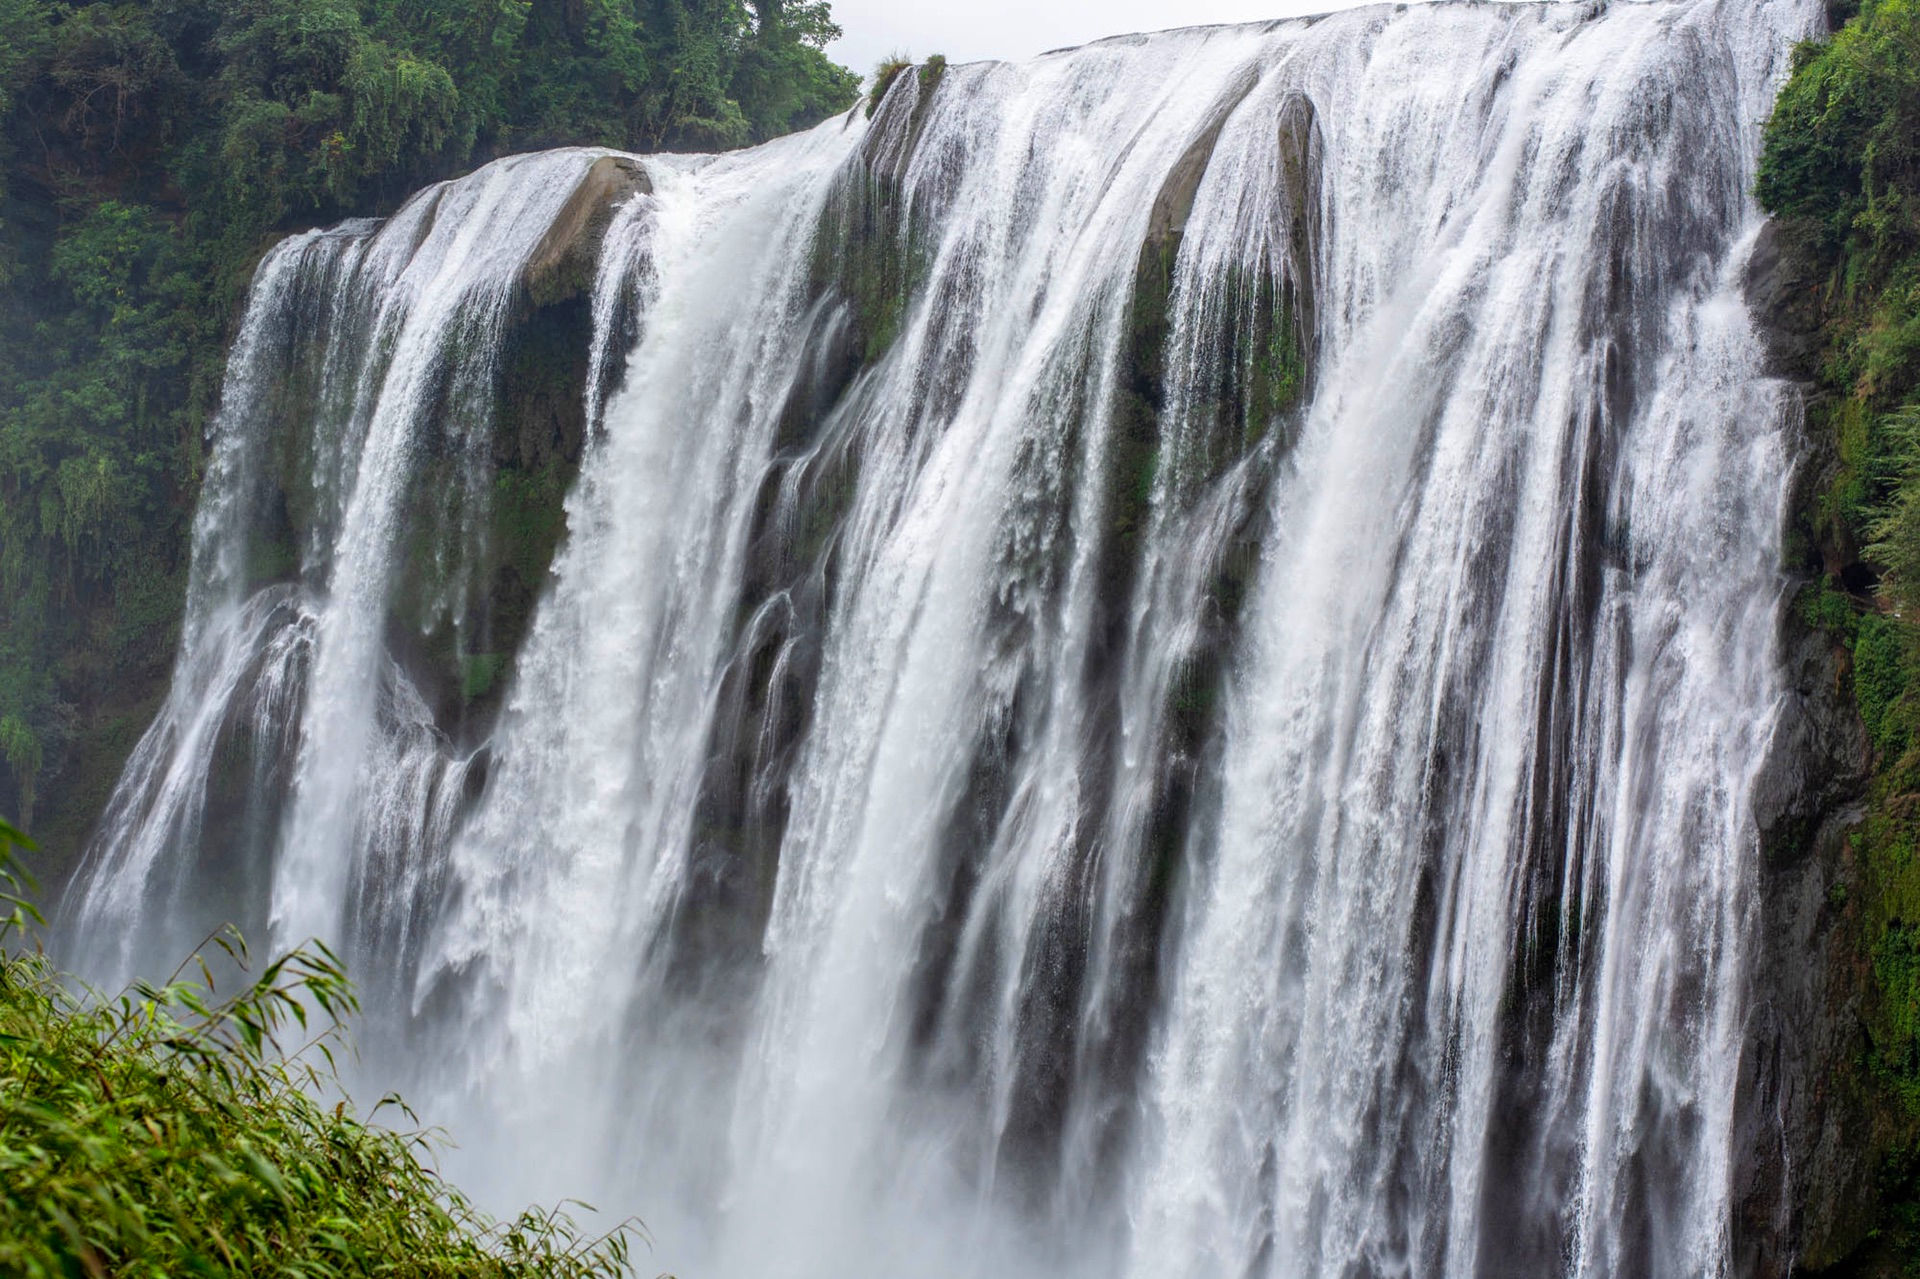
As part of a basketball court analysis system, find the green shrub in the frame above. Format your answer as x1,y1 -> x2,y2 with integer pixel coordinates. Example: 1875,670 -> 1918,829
1858,611 -> 1914,759
0,817 -> 637,1277
1759,0 -> 1920,271
867,53 -> 910,117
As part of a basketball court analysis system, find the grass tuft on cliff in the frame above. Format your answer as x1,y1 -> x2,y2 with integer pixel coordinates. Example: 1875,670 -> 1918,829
0,815 -> 636,1278
867,53 -> 912,116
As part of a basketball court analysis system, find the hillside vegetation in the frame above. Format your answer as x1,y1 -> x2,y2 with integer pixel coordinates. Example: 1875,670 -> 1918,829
0,0 -> 859,864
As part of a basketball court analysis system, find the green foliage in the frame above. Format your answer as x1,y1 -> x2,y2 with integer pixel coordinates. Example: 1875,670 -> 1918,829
0,0 -> 859,860
1762,0 -> 1920,766
1247,281 -> 1307,444
866,52 -> 909,117
730,0 -> 860,145
1799,576 -> 1866,635
1762,0 -> 1920,593
1859,611 -> 1913,759
461,651 -> 507,701
1759,0 -> 1920,285
1876,920 -> 1920,1108
0,717 -> 40,825
0,818 -> 636,1277
1872,405 -> 1920,601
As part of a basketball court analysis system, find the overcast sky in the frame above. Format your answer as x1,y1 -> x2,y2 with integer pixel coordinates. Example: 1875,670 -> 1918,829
824,0 -> 1374,78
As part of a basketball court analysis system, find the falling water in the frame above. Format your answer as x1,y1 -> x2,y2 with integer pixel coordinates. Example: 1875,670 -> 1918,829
63,0 -> 1819,1274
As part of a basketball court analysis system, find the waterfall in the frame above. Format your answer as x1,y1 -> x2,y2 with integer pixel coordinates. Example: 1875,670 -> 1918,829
62,0 -> 1820,1274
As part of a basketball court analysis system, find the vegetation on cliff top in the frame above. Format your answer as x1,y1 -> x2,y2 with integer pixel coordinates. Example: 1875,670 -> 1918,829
0,814 -> 637,1276
0,0 -> 859,866
1759,0 -> 1920,1267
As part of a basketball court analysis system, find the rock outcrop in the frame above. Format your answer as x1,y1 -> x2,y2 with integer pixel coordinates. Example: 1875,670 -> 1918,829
1734,217 -> 1879,1277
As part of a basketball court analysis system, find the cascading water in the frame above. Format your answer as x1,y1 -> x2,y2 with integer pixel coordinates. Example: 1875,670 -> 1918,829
61,0 -> 1821,1274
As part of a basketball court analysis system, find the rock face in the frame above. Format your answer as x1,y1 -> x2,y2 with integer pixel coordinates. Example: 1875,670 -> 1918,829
525,155 -> 650,308
1733,220 -> 1878,1277
1737,617 -> 1871,1275
385,153 -> 650,745
1745,220 -> 1827,384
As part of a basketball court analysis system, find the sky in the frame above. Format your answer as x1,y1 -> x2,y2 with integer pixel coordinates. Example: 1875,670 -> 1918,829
824,0 -> 1372,78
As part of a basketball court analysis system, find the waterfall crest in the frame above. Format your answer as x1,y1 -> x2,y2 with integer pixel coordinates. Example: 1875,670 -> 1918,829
64,2 -> 1820,1274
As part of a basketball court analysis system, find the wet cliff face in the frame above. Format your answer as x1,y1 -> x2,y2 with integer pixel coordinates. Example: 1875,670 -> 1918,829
1732,212 -> 1920,1276
1736,574 -> 1872,1271
300,159 -> 651,735
360,154 -> 652,748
